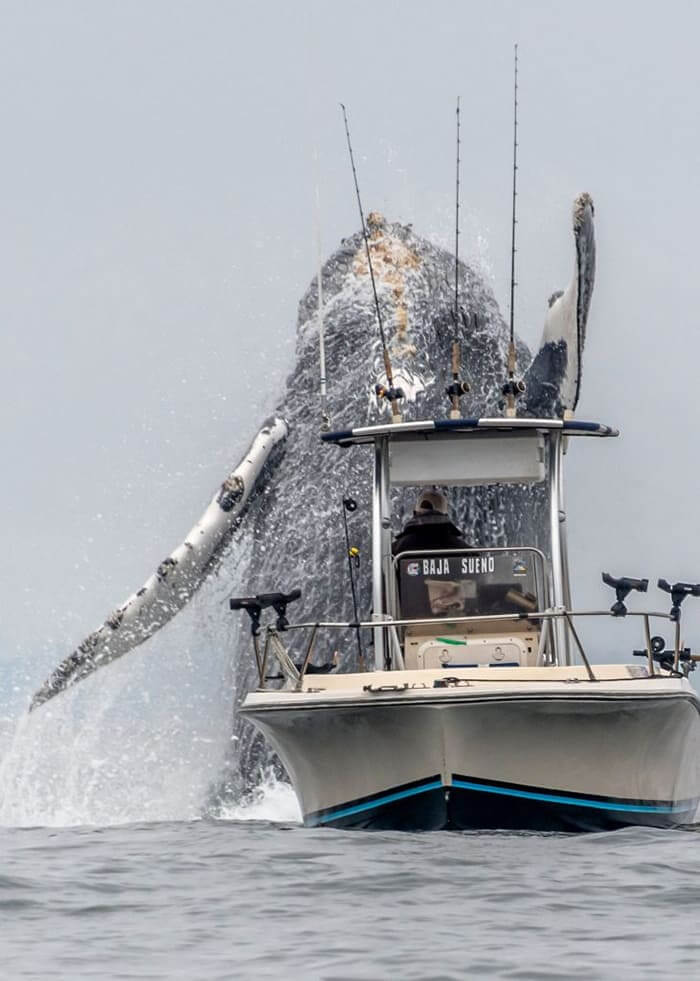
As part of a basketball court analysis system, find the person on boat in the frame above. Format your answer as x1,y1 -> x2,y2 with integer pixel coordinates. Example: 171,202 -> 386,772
392,488 -> 468,555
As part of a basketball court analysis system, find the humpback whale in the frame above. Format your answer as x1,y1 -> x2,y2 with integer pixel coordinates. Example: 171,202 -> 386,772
31,195 -> 596,778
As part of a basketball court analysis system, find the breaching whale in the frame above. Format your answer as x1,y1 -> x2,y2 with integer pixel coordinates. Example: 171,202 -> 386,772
31,196 -> 596,742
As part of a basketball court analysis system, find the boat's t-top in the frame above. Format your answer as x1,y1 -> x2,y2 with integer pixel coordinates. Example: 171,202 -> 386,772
321,415 -> 614,673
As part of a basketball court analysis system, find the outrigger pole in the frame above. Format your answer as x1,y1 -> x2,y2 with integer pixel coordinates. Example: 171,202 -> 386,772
340,104 -> 403,423
447,96 -> 469,419
503,43 -> 525,417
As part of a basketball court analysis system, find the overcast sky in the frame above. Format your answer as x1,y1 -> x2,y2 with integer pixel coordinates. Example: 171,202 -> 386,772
2,0 -> 700,701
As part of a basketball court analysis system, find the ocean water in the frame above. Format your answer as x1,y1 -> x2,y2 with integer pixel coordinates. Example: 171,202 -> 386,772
2,782 -> 699,981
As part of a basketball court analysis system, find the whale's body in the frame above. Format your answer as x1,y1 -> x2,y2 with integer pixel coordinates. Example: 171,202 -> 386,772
31,198 -> 596,790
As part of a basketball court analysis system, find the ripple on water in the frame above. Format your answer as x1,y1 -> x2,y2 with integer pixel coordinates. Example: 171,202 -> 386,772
0,816 -> 696,979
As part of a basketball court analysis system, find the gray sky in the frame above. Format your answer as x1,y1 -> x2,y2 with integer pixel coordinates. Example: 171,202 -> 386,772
2,0 -> 700,699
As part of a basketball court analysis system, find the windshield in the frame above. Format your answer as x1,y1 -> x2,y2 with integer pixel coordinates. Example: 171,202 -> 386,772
396,549 -> 544,620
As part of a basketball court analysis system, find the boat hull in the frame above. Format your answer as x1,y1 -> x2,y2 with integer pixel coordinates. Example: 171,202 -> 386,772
306,774 -> 698,832
241,676 -> 700,832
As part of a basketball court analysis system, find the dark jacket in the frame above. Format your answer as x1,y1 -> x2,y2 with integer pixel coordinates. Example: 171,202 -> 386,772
392,512 -> 468,556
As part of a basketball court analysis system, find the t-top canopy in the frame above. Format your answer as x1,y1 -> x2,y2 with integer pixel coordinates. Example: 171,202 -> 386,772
321,417 -> 618,448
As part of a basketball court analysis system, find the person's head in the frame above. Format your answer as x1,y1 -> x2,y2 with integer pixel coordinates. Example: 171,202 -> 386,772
414,488 -> 448,516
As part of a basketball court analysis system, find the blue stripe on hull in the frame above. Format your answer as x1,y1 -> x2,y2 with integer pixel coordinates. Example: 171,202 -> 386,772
306,777 -> 444,830
312,780 -> 442,824
450,778 -> 691,814
304,776 -> 699,832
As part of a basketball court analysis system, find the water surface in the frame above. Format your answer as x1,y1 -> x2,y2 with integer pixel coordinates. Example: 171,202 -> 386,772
2,799 -> 697,980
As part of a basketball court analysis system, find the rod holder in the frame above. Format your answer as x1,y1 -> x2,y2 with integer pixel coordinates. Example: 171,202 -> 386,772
230,588 -> 302,634
657,579 -> 700,622
601,572 -> 648,617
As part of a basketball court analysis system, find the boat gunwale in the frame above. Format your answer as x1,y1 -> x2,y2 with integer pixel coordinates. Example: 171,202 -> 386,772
240,681 -> 700,715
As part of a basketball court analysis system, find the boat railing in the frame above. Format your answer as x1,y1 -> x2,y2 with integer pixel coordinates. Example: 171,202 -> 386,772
246,607 -> 698,691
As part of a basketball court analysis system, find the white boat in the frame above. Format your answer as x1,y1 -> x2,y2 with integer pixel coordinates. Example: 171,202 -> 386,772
236,416 -> 700,831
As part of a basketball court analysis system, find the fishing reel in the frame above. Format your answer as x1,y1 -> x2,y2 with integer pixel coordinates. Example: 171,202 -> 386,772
500,378 -> 526,418
602,572 -> 648,617
501,378 -> 526,400
500,340 -> 525,417
446,379 -> 470,420
375,383 -> 405,405
446,380 -> 470,399
446,339 -> 470,419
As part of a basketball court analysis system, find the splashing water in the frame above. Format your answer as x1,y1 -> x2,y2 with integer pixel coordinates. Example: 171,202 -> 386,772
219,771 -> 302,824
0,581 -> 239,827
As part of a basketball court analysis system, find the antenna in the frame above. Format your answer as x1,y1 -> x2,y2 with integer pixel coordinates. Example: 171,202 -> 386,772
447,97 -> 470,419
340,103 -> 403,423
313,149 -> 330,432
503,44 -> 525,417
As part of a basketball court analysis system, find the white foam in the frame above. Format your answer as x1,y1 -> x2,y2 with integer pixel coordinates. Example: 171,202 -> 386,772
219,773 -> 302,824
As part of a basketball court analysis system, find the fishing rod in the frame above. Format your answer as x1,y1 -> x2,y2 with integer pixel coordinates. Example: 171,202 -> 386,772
503,43 -> 525,418
342,496 -> 364,668
454,95 -> 461,330
509,44 -> 518,354
447,96 -> 469,420
313,148 -> 330,432
340,103 -> 403,423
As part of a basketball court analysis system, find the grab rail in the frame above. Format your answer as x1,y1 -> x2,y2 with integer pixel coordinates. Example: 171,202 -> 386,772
245,608 -> 681,691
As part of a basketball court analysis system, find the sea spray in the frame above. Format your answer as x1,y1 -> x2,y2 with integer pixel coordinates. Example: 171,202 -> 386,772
218,769 -> 302,824
0,581 -> 238,826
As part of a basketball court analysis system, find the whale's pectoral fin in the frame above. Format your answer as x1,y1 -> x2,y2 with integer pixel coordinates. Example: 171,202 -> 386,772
523,193 -> 596,417
30,416 -> 289,711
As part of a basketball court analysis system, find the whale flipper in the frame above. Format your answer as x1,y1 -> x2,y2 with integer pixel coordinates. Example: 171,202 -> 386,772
30,416 -> 288,710
524,193 -> 595,416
